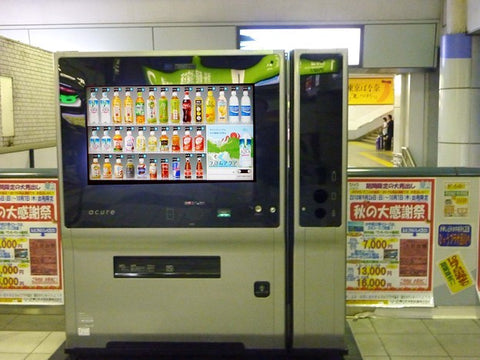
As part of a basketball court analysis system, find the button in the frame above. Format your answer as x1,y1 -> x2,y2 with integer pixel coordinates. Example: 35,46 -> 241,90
314,189 -> 328,203
254,281 -> 270,298
315,208 -> 327,218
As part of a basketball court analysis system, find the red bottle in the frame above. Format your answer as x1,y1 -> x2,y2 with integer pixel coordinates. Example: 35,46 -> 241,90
182,91 -> 192,123
194,130 -> 204,152
196,158 -> 203,179
184,158 -> 192,179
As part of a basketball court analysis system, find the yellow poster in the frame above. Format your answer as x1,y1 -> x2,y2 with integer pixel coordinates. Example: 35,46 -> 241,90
438,253 -> 473,294
349,78 -> 394,105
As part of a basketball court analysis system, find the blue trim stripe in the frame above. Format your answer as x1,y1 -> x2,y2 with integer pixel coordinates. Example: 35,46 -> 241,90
441,33 -> 472,59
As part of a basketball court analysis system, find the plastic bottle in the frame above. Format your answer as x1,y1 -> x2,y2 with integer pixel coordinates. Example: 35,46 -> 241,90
135,91 -> 145,124
171,130 -> 180,152
136,130 -> 146,153
90,158 -> 101,179
114,158 -> 124,179
182,130 -> 192,152
159,130 -> 169,152
160,159 -> 169,179
124,91 -> 134,123
182,91 -> 192,123
205,90 -> 216,123
239,133 -> 252,167
89,130 -> 100,152
113,130 -> 123,152
146,91 -> 157,124
195,157 -> 204,179
194,92 -> 203,123
125,158 -> 135,179
240,90 -> 251,123
147,131 -> 158,152
184,157 -> 192,179
159,91 -> 168,123
101,130 -> 112,152
112,91 -> 122,124
88,92 -> 99,124
228,90 -> 239,122
137,158 -> 147,179
217,91 -> 227,122
124,130 -> 135,152
100,92 -> 111,124
194,130 -> 205,152
103,158 -> 112,179
149,159 -> 157,179
170,92 -> 180,123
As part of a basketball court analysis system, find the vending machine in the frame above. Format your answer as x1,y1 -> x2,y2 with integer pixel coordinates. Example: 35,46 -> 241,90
290,50 -> 348,354
57,51 -> 287,357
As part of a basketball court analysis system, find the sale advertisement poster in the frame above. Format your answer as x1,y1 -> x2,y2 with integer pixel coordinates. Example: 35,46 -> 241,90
346,178 -> 434,307
0,179 -> 63,305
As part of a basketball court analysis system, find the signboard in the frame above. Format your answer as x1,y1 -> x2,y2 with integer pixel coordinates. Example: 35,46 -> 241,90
346,178 -> 434,306
438,253 -> 474,294
0,179 -> 63,304
348,77 -> 394,105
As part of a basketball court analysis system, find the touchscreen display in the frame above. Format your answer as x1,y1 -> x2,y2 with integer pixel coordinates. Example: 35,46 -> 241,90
86,84 -> 254,183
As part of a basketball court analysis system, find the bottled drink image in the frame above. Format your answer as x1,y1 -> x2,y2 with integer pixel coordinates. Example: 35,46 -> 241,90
172,158 -> 180,179
124,130 -> 135,152
149,159 -> 157,179
159,91 -> 168,123
112,91 -> 122,124
205,90 -> 216,123
228,90 -> 239,122
217,90 -> 227,122
171,130 -> 180,152
182,130 -> 192,152
100,92 -> 111,124
101,130 -> 112,152
239,133 -> 252,167
147,131 -> 158,152
113,130 -> 123,152
114,158 -> 124,179
195,157 -> 204,179
184,157 -> 192,179
136,130 -> 146,153
135,91 -> 145,124
194,91 -> 204,123
102,158 -> 112,179
161,159 -> 169,179
124,91 -> 134,123
137,158 -> 147,178
170,92 -> 180,123
125,158 -> 135,179
194,130 -> 205,152
182,91 -> 192,123
90,158 -> 101,179
89,130 -> 100,152
146,91 -> 157,124
240,90 -> 251,123
159,130 -> 169,152
88,92 -> 99,124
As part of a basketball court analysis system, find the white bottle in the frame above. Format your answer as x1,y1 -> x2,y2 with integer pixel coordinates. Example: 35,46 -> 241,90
101,130 -> 112,152
228,90 -> 239,122
90,158 -> 101,179
124,130 -> 135,152
89,130 -> 100,152
240,90 -> 251,123
136,130 -> 146,152
114,158 -> 124,179
88,92 -> 99,124
217,91 -> 227,122
147,131 -> 158,152
100,92 -> 111,124
239,133 -> 252,167
137,158 -> 147,178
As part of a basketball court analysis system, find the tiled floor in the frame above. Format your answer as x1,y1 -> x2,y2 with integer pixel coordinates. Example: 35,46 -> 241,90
1,312 -> 480,359
347,316 -> 480,360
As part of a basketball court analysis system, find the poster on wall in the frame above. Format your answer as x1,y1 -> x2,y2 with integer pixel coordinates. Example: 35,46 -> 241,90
0,179 -> 63,305
346,178 -> 435,307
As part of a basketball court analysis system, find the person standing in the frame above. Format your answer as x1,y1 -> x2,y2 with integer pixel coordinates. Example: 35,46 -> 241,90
384,114 -> 394,151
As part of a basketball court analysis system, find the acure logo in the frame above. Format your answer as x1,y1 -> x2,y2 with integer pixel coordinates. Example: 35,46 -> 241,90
88,209 -> 116,216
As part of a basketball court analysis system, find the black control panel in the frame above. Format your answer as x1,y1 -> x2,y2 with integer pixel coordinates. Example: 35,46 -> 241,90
297,54 -> 344,227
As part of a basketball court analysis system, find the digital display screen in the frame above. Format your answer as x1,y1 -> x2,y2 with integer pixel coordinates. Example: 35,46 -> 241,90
86,84 -> 254,183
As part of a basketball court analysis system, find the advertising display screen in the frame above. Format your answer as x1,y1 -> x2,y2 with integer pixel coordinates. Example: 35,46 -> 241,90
58,52 -> 283,228
86,85 -> 254,183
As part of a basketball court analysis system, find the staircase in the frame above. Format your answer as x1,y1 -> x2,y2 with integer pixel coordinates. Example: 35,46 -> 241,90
359,127 -> 383,145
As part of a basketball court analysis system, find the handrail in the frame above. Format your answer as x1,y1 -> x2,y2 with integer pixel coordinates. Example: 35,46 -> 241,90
401,146 -> 416,167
